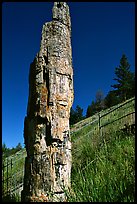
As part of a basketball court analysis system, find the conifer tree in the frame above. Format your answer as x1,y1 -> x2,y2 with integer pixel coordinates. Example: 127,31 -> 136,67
111,54 -> 135,101
70,105 -> 84,125
86,105 -> 92,118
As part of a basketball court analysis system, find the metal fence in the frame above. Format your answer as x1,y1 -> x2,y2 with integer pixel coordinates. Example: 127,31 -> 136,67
2,97 -> 135,201
71,97 -> 135,136
2,149 -> 26,201
99,97 -> 135,136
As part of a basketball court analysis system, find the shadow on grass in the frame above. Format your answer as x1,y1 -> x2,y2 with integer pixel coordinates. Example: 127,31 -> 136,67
2,194 -> 19,202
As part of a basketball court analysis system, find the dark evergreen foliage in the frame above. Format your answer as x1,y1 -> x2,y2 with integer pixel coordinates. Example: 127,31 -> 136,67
86,100 -> 97,118
111,54 -> 135,102
104,91 -> 121,108
86,90 -> 105,118
86,54 -> 135,118
70,105 -> 84,125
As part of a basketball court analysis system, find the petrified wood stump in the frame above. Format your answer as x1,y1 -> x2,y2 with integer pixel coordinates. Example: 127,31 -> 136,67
21,2 -> 74,202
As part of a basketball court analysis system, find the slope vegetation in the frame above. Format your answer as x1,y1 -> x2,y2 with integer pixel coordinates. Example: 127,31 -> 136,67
67,97 -> 135,202
2,97 -> 135,202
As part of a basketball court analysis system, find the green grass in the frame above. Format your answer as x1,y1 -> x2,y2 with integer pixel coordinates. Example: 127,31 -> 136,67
2,149 -> 26,200
2,97 -> 135,202
66,129 -> 135,202
71,97 -> 135,147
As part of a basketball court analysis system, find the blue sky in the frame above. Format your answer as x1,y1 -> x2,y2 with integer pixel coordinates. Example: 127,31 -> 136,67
2,2 -> 135,148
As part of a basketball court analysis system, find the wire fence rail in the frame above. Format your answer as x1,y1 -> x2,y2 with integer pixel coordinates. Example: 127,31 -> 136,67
2,97 -> 135,201
2,149 -> 26,201
99,97 -> 135,136
71,97 -> 135,136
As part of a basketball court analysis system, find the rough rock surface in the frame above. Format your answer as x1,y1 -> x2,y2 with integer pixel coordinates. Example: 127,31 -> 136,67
21,2 -> 74,202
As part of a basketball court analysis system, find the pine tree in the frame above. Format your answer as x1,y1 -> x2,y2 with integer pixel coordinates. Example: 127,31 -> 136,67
86,100 -> 98,118
104,90 -> 120,108
70,105 -> 84,125
95,89 -> 105,112
90,100 -> 97,115
15,142 -> 22,151
69,107 -> 76,125
111,54 -> 135,102
86,105 -> 92,118
2,143 -> 7,154
75,105 -> 84,122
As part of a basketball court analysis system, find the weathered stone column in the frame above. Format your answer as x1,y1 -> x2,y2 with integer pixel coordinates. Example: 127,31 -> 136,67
21,2 -> 74,202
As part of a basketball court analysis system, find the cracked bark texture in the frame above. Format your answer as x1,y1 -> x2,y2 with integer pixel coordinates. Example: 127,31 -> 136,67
21,2 -> 74,202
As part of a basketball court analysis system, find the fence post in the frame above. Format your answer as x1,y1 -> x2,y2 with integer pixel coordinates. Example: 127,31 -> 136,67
6,158 -> 9,195
2,162 -> 5,196
98,113 -> 101,137
10,159 -> 13,196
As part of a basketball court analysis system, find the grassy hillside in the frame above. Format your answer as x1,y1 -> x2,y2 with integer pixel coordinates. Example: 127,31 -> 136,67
2,97 -> 135,202
2,149 -> 26,201
67,97 -> 135,202
71,97 -> 135,135
66,128 -> 135,202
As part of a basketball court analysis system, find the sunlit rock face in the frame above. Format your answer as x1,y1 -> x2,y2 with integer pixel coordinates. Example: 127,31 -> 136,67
21,2 -> 74,202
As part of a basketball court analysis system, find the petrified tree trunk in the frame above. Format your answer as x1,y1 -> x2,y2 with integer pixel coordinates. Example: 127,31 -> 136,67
21,2 -> 74,202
